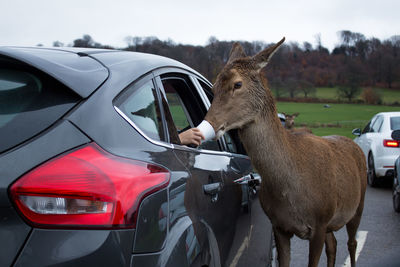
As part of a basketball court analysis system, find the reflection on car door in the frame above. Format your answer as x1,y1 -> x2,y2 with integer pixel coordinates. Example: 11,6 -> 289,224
156,72 -> 252,264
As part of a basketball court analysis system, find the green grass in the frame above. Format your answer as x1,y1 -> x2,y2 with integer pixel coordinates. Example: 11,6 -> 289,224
274,87 -> 400,105
277,102 -> 400,138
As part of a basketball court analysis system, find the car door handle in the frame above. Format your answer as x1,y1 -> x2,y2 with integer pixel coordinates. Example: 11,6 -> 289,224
234,173 -> 261,194
203,182 -> 222,203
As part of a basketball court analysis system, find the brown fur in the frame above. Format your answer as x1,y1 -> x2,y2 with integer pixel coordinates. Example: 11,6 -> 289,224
204,38 -> 366,267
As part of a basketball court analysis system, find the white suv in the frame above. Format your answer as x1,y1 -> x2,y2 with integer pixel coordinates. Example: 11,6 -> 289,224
353,112 -> 400,187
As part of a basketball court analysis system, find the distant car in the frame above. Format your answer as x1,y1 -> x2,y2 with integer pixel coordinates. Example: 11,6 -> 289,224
353,112 -> 400,187
0,47 -> 275,266
278,113 -> 286,126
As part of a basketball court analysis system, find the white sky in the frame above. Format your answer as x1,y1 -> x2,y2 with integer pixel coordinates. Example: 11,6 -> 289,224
1,0 -> 399,51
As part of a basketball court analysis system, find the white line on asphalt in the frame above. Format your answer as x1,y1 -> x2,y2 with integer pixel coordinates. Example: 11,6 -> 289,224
343,230 -> 368,266
229,225 -> 253,267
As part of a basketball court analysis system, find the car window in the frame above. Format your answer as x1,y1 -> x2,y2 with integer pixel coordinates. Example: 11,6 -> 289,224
162,82 -> 192,132
391,117 -> 400,130
224,132 -> 237,153
160,75 -> 220,151
0,63 -> 80,153
198,79 -> 213,103
361,121 -> 371,134
370,116 -> 384,133
115,79 -> 165,141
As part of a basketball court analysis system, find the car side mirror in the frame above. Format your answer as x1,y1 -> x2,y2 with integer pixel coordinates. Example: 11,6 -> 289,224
352,128 -> 361,136
391,130 -> 400,140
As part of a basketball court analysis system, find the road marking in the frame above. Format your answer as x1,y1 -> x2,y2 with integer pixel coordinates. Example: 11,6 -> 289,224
343,230 -> 368,266
229,225 -> 253,267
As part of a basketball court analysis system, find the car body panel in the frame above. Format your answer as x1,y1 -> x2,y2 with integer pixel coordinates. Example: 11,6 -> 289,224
14,229 -> 135,267
0,120 -> 90,266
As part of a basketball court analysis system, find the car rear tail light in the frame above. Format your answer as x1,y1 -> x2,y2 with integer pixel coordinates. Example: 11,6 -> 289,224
383,139 -> 400,148
9,143 -> 170,229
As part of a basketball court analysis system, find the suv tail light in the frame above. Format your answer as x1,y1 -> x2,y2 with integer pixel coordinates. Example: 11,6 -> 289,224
9,143 -> 170,229
383,139 -> 400,148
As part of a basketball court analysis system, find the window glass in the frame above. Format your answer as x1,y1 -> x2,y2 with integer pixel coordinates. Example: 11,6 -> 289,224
361,121 -> 371,134
116,79 -> 164,141
224,132 -> 237,153
198,79 -> 213,103
161,76 -> 220,151
370,116 -> 383,133
0,64 -> 80,153
390,117 -> 400,130
163,84 -> 191,132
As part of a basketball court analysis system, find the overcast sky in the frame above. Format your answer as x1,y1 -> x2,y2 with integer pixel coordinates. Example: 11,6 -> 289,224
1,0 -> 399,51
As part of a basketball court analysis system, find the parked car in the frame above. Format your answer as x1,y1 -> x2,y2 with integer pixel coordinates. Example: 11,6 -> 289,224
0,47 -> 275,267
352,112 -> 400,187
391,130 -> 400,212
278,112 -> 286,126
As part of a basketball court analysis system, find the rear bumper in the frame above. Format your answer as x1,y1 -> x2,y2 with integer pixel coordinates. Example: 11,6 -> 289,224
375,154 -> 398,177
14,229 -> 135,266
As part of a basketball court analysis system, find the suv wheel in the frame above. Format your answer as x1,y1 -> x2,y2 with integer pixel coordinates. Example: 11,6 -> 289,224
367,154 -> 378,187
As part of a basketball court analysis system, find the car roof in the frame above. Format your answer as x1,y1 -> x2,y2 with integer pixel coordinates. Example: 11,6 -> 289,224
0,46 -> 206,98
376,112 -> 400,118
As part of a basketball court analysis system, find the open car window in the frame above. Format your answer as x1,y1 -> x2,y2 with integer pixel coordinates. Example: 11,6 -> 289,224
158,74 -> 221,151
197,78 -> 248,156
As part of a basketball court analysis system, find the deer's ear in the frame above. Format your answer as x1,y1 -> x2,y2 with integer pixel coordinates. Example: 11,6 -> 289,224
253,37 -> 285,71
227,42 -> 246,64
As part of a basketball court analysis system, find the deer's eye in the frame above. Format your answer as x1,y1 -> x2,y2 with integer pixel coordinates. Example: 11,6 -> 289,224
233,81 -> 242,90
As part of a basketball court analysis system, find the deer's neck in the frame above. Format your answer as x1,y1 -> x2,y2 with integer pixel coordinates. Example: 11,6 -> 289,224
239,112 -> 299,191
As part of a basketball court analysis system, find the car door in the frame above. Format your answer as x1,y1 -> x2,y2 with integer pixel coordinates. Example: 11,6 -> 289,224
196,78 -> 275,266
154,70 -> 256,265
366,116 -> 384,155
357,116 -> 376,156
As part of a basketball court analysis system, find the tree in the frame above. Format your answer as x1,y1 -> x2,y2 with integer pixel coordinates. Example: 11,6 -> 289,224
284,78 -> 299,98
336,85 -> 361,102
298,80 -> 316,98
73,34 -> 102,48
53,41 -> 64,47
268,77 -> 285,98
361,87 -> 382,104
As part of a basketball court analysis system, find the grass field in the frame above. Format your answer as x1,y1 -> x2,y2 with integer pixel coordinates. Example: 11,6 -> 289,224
274,87 -> 400,105
276,102 -> 400,138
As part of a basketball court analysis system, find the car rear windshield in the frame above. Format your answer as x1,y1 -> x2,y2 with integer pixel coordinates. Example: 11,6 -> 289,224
391,117 -> 400,131
0,57 -> 81,153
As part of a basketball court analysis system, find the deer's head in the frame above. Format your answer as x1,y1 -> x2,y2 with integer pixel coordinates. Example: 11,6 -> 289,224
283,112 -> 299,129
205,38 -> 285,139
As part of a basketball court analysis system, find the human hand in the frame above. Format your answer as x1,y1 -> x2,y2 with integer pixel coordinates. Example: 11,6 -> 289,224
179,128 -> 205,146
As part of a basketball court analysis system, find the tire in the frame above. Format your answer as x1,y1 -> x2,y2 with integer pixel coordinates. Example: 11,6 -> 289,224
367,153 -> 379,187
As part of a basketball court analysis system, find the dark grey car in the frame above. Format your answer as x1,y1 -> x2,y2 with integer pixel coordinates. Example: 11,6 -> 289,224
0,47 -> 274,266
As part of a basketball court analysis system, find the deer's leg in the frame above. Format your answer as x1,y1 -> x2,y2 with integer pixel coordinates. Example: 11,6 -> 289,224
308,227 -> 326,267
346,192 -> 365,267
346,214 -> 362,267
325,231 -> 337,267
273,227 -> 292,267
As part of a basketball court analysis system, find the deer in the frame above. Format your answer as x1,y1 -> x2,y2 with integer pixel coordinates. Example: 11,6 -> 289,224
203,38 -> 366,267
283,112 -> 312,133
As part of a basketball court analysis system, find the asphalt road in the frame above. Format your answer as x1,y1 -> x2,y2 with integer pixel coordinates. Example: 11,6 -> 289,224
288,184 -> 400,267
